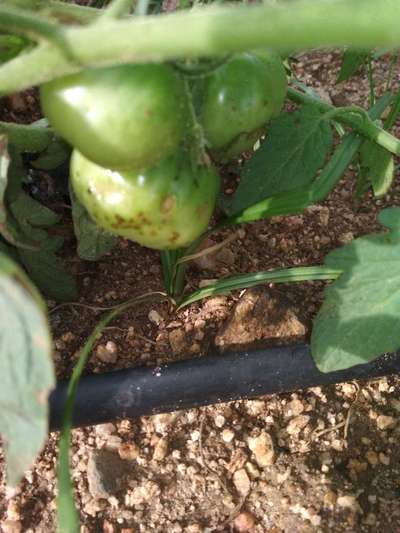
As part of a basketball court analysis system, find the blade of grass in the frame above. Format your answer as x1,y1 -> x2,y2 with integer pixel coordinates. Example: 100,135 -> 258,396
57,291 -> 168,533
178,266 -> 341,309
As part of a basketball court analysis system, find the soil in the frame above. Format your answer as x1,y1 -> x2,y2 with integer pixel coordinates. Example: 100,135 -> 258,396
1,39 -> 400,533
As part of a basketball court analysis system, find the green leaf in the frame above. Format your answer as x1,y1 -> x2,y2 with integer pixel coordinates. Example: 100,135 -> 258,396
179,266 -> 340,309
0,34 -> 29,64
359,141 -> 394,197
337,48 -> 370,83
32,138 -> 70,171
18,246 -> 77,302
10,191 -> 61,227
70,190 -> 116,261
0,252 -> 54,486
9,192 -> 77,301
230,106 -> 333,214
311,207 -> 400,373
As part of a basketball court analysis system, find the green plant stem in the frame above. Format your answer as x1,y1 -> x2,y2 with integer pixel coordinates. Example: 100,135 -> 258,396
0,5 -> 68,49
367,55 -> 376,107
8,0 -> 100,23
135,0 -> 151,16
178,266 -> 341,308
0,120 -> 54,152
287,87 -> 400,157
99,0 -> 135,20
57,291 -> 167,533
1,0 -> 400,94
384,87 -> 400,129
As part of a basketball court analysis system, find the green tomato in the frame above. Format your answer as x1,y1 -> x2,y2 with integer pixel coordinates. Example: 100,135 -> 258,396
40,64 -> 189,171
199,51 -> 287,158
70,150 -> 219,250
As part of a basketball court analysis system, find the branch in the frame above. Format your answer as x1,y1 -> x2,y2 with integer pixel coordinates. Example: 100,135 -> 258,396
99,0 -> 135,20
0,0 -> 400,94
7,0 -> 100,24
0,5 -> 63,41
288,87 -> 400,157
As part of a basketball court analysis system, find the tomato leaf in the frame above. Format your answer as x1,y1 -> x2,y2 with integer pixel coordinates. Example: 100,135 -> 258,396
229,105 -> 332,215
312,208 -> 400,373
337,48 -> 370,83
359,141 -> 394,197
10,193 -> 77,301
0,252 -> 54,486
70,189 -> 117,261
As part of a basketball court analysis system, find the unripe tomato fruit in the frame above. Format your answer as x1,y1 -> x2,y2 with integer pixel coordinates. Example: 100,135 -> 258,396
199,51 -> 287,158
70,150 -> 219,250
40,64 -> 189,171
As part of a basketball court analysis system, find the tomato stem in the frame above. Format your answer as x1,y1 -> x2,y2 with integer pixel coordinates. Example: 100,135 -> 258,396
2,0 -> 400,95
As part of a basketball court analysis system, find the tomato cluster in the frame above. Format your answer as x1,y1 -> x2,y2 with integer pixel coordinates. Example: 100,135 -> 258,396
40,52 -> 286,250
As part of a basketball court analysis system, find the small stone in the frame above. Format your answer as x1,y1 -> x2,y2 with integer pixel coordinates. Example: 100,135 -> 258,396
233,468 -> 251,496
366,450 -> 379,466
234,511 -> 256,532
364,513 -> 377,526
118,443 -> 139,461
185,525 -> 202,533
148,310 -> 163,326
2,521 -> 21,533
323,490 -> 337,507
96,341 -> 118,363
168,329 -> 187,355
286,415 -> 310,435
247,431 -> 275,467
87,450 -> 129,499
152,412 -> 178,434
337,495 -> 361,513
126,481 -> 160,505
284,399 -> 304,418
222,428 -> 235,443
379,452 -> 390,465
245,462 -> 260,480
215,414 -> 225,428
153,437 -> 168,461
96,423 -> 116,436
389,398 -> 400,412
376,415 -> 396,430
103,520 -> 115,533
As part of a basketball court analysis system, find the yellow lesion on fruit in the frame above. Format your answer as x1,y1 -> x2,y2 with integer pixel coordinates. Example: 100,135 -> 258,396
161,195 -> 176,214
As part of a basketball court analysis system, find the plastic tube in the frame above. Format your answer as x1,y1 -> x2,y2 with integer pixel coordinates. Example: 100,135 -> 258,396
49,344 -> 400,431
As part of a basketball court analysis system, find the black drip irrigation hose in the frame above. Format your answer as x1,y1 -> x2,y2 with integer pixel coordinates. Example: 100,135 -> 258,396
49,344 -> 400,431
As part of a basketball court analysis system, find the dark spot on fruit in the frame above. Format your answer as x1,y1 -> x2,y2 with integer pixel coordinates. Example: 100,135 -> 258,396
169,231 -> 179,243
137,211 -> 151,225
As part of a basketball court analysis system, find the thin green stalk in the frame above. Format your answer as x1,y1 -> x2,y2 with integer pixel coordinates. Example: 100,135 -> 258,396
367,55 -> 376,107
135,0 -> 151,16
8,0 -> 100,23
57,292 -> 167,533
0,5 -> 69,51
178,266 -> 341,308
160,250 -> 176,296
385,50 -> 399,91
99,0 -> 135,20
384,86 -> 400,129
2,0 -> 400,94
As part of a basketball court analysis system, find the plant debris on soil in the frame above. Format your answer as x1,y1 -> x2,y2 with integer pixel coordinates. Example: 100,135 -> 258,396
1,50 -> 400,533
